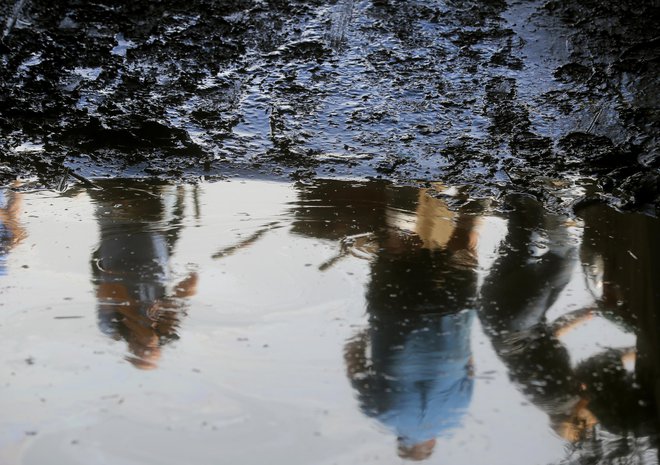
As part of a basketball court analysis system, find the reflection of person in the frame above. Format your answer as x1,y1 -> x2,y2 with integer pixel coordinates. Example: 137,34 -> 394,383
90,182 -> 197,370
480,194 -> 658,451
0,185 -> 26,276
577,203 -> 660,440
292,180 -> 479,460
478,194 -> 599,442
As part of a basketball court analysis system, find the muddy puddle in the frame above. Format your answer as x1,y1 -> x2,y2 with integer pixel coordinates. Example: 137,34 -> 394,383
1,178 -> 659,464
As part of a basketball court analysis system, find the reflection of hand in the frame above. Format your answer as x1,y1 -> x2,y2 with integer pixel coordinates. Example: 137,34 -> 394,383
174,272 -> 198,298
553,397 -> 598,443
466,356 -> 475,379
344,332 -> 369,380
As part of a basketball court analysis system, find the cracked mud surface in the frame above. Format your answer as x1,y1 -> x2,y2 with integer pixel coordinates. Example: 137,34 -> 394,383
0,0 -> 658,212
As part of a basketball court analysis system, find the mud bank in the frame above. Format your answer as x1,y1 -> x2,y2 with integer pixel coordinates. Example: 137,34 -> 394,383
0,0 -> 658,212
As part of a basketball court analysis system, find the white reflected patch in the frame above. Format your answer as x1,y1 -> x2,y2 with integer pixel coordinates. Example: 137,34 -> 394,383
13,141 -> 44,153
559,315 -> 636,368
475,216 -> 508,288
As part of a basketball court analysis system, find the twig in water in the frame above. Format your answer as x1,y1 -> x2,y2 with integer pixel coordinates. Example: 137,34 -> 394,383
57,168 -> 70,192
2,0 -> 29,40
68,170 -> 102,189
586,107 -> 603,134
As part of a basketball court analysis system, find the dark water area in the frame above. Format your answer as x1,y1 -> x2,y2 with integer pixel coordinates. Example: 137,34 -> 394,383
0,0 -> 659,211
1,178 -> 659,464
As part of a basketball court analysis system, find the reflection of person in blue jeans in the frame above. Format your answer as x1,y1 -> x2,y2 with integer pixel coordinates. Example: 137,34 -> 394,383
323,183 -> 480,461
221,179 -> 478,460
346,309 -> 474,460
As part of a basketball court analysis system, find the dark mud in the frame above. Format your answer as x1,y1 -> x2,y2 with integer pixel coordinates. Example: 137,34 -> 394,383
0,0 -> 658,212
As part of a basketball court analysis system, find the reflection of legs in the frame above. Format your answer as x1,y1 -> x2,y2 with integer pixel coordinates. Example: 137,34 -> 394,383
480,194 -> 576,334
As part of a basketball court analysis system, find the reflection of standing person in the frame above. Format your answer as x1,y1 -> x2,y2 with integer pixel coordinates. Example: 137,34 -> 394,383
90,181 -> 197,370
348,200 -> 478,460
0,185 -> 26,276
478,194 -> 595,441
480,194 -> 657,451
577,203 -> 660,438
291,180 -> 479,460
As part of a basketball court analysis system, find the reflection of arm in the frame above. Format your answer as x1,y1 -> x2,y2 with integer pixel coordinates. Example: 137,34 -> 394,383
173,272 -> 198,298
552,307 -> 595,338
344,331 -> 369,381
344,331 -> 386,419
212,223 -> 282,259
447,215 -> 480,268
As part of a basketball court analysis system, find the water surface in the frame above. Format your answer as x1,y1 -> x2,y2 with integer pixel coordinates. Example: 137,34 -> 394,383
0,179 -> 658,464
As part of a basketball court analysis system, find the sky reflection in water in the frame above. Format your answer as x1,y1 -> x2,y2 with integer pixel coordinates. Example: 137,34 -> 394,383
0,179 -> 658,465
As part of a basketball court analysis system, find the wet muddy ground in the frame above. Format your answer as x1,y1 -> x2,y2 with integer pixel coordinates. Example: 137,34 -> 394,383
0,0 -> 659,212
1,178 -> 659,464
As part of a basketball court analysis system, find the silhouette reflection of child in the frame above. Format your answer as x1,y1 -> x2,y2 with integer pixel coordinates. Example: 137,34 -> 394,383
290,181 -> 480,460
90,182 -> 197,369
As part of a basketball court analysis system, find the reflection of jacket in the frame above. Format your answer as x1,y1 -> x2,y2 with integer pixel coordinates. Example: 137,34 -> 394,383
93,225 -> 171,335
356,310 -> 474,446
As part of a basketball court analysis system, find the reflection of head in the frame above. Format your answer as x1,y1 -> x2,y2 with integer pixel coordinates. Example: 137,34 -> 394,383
550,399 -> 598,443
398,438 -> 437,461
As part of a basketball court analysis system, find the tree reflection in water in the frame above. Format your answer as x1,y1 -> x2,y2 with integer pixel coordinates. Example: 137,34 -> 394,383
90,181 -> 198,370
